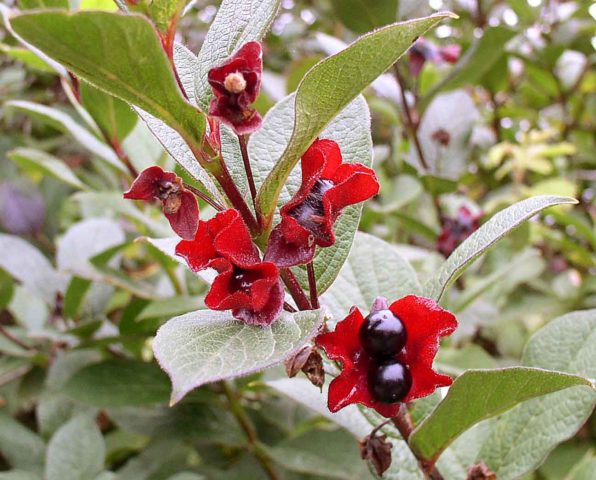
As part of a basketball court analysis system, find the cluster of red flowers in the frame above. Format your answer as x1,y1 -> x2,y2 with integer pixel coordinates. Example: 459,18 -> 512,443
125,40 -> 458,412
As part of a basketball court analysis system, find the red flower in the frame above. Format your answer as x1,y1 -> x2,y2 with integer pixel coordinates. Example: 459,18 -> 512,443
408,38 -> 461,77
315,296 -> 457,418
176,209 -> 284,326
265,139 -> 379,267
437,206 -> 482,257
208,41 -> 263,135
124,166 -> 198,240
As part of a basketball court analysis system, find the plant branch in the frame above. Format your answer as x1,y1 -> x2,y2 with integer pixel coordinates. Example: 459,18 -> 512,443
108,136 -> 139,178
183,182 -> 225,211
0,324 -> 33,351
393,65 -> 429,172
237,134 -> 259,215
221,381 -> 279,480
280,269 -> 311,311
392,404 -> 444,480
306,262 -> 319,309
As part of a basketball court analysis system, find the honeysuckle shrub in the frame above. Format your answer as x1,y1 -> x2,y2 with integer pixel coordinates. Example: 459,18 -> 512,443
0,1 -> 594,479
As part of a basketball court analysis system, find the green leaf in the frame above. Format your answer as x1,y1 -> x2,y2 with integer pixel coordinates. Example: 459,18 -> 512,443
0,234 -> 65,305
194,0 -> 281,111
0,471 -> 42,480
332,0 -> 397,33
408,367 -> 594,461
423,27 -> 516,100
63,360 -> 171,407
321,232 -> 420,322
154,308 -> 324,404
5,100 -> 123,172
147,0 -> 186,34
9,11 -> 205,150
267,378 -> 424,480
266,429 -> 374,479
424,195 -> 578,301
79,81 -> 138,142
19,0 -> 68,9
0,413 -> 45,473
63,277 -> 92,319
249,94 -> 373,293
45,415 -> 105,480
8,148 -> 87,190
135,43 -> 225,204
478,309 -> 596,480
256,12 -> 455,221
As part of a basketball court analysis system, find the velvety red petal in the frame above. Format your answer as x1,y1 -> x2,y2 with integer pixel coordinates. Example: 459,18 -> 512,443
164,190 -> 199,240
304,139 -> 343,180
264,217 -> 316,267
209,209 -> 260,266
389,295 -> 457,402
324,165 -> 379,214
175,221 -> 218,271
209,98 -> 263,135
316,307 -> 365,365
123,166 -> 174,201
233,278 -> 284,326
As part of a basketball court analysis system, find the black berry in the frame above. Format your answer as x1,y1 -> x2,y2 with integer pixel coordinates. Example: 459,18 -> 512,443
359,309 -> 407,358
368,360 -> 412,403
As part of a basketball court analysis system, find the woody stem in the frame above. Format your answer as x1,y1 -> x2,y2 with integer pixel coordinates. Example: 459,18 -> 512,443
392,404 -> 444,480
393,64 -> 429,172
237,134 -> 259,218
306,262 -> 319,309
280,269 -> 311,311
220,381 -> 280,480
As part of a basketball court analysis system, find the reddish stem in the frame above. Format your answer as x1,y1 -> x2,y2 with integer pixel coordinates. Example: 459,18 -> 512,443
391,404 -> 444,480
237,133 -> 259,217
307,262 -> 319,309
280,269 -> 311,311
183,182 -> 225,212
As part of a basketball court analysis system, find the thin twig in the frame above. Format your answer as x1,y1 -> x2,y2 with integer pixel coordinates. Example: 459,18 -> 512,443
109,137 -> 139,178
221,381 -> 280,480
283,302 -> 297,313
0,324 -> 33,351
306,262 -> 319,309
237,134 -> 258,214
183,182 -> 225,211
280,269 -> 312,311
392,404 -> 444,480
393,65 -> 429,172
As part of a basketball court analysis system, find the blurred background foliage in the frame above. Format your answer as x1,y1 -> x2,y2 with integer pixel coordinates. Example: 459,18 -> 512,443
0,0 -> 594,479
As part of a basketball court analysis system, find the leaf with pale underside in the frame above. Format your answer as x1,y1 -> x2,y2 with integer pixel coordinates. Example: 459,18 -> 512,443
424,195 -> 578,301
9,11 -> 205,150
5,100 -> 123,172
256,12 -> 456,222
249,94 -> 372,293
154,309 -> 324,404
8,148 -> 87,191
478,309 -> 596,480
408,367 -> 594,461
194,0 -> 281,112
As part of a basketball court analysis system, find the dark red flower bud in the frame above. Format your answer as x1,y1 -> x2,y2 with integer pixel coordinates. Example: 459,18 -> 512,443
437,206 -> 482,257
175,209 -> 284,326
315,295 -> 457,418
265,139 -> 379,267
124,166 -> 198,240
408,38 -> 461,77
208,42 -> 263,135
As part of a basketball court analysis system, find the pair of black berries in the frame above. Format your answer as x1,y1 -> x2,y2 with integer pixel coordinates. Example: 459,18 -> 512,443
359,310 -> 412,403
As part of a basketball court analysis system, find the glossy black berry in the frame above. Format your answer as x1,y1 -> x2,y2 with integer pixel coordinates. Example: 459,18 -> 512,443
368,360 -> 412,404
359,309 -> 407,359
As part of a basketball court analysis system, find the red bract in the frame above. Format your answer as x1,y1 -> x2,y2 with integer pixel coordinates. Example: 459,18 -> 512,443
437,206 -> 482,257
176,209 -> 284,326
408,38 -> 461,77
315,295 -> 457,418
208,41 -> 263,135
124,166 -> 198,240
265,139 -> 379,267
